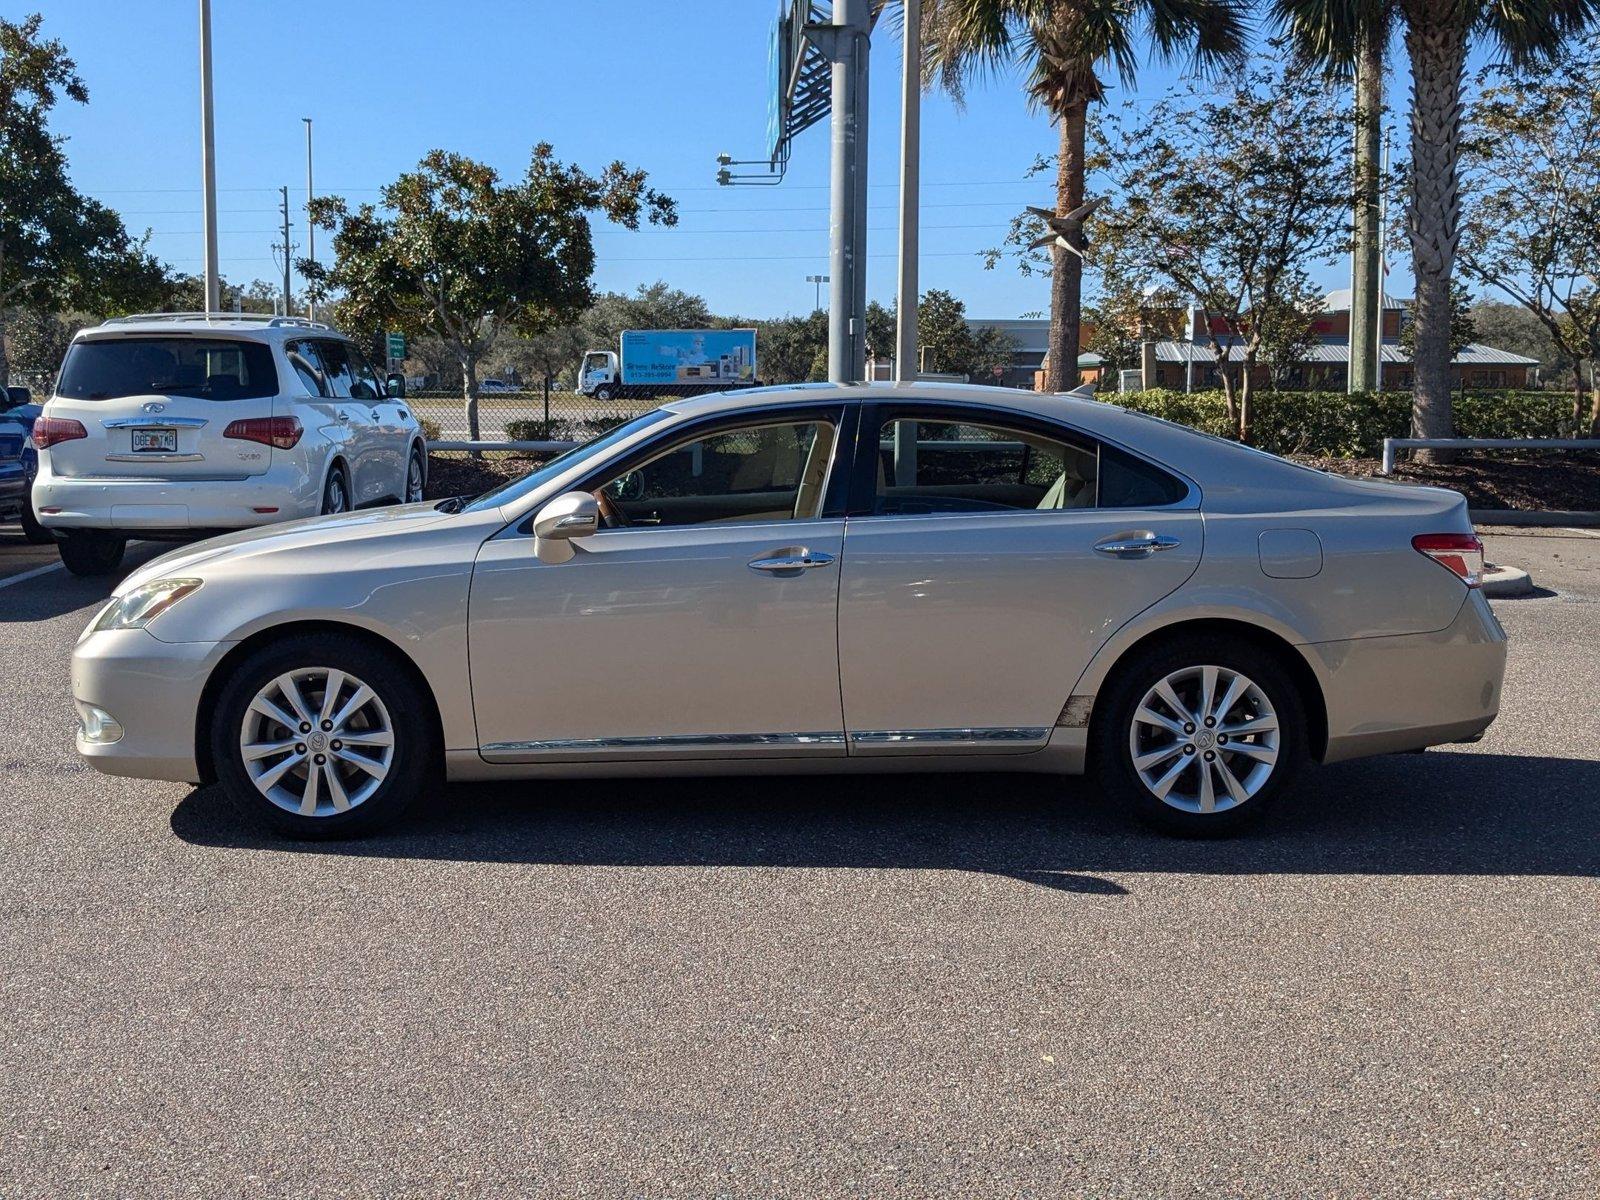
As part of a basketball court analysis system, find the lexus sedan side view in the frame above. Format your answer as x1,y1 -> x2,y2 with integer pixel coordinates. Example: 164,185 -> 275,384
70,383 -> 1506,837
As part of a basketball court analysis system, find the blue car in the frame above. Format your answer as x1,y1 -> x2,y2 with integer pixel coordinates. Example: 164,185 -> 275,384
1,385 -> 49,543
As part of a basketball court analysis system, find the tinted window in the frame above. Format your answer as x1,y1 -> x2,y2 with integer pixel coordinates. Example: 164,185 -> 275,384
284,340 -> 328,396
56,337 -> 278,401
461,409 -> 674,513
346,347 -> 382,400
316,340 -> 356,398
874,417 -> 1098,515
1098,444 -> 1189,507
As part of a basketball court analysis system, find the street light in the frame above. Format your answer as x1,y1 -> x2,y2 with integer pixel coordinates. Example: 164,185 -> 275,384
198,0 -> 219,314
806,274 -> 830,312
302,117 -> 315,321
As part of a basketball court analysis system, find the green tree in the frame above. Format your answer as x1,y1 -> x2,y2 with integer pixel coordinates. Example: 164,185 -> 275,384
1089,55 -> 1351,438
301,145 -> 675,440
1469,299 -> 1568,380
579,281 -> 713,356
920,0 -> 1247,393
0,14 -> 166,383
753,309 -> 829,384
1458,35 -> 1600,433
916,288 -> 1018,379
1272,0 -> 1596,450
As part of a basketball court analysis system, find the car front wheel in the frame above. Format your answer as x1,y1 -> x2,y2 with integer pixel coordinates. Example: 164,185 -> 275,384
405,445 -> 425,503
212,634 -> 435,838
1094,636 -> 1307,835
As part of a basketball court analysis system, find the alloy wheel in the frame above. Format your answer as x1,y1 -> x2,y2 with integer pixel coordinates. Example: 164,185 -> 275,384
406,453 -> 424,503
239,668 -> 395,817
1127,664 -> 1280,814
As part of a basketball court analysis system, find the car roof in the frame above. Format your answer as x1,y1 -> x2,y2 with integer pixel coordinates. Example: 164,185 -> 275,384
75,314 -> 347,342
661,380 -> 1111,419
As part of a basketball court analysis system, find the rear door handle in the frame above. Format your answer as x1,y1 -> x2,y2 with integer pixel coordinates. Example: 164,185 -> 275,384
1093,532 -> 1181,558
748,549 -> 836,574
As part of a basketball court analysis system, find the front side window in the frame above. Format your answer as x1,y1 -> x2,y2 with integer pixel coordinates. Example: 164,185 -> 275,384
873,416 -> 1098,515
346,347 -> 382,400
56,337 -> 279,402
593,419 -> 837,528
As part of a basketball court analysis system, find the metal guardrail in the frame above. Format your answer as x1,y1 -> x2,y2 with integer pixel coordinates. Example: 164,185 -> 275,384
428,439 -> 579,453
1381,437 -> 1600,475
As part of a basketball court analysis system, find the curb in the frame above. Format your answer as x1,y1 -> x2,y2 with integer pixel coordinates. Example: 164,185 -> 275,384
1481,564 -> 1536,598
1470,509 -> 1600,527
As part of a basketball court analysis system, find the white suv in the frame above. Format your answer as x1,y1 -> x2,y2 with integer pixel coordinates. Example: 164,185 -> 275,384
32,314 -> 428,575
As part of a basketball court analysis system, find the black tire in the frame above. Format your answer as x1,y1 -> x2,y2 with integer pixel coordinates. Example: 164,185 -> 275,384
210,633 -> 436,839
1092,635 -> 1308,836
320,463 -> 350,515
58,530 -> 127,576
405,444 -> 426,504
594,384 -> 614,402
18,493 -> 52,544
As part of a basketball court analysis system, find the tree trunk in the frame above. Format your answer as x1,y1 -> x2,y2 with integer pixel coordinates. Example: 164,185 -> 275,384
1044,97 -> 1088,393
1348,25 -> 1384,394
1238,357 -> 1254,443
1404,19 -> 1468,458
462,354 -> 481,454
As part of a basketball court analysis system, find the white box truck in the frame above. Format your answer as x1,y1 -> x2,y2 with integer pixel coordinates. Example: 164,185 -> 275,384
579,329 -> 758,401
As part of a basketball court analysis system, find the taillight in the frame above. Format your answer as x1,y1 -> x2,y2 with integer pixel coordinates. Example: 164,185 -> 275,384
1412,533 -> 1484,588
224,416 -> 302,450
32,417 -> 88,450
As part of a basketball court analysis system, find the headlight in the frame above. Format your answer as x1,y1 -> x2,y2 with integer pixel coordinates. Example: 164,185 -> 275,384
92,578 -> 203,632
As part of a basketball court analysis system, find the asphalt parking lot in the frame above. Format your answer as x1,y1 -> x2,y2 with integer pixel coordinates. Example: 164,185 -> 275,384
1,522 -> 1596,1197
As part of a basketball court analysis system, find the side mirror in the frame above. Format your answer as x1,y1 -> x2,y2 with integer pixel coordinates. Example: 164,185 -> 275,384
532,491 -> 600,563
385,372 -> 406,398
2,385 -> 28,410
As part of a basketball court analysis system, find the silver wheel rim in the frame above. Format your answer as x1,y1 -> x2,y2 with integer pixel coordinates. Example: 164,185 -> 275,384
239,667 -> 395,817
326,474 -> 347,513
406,454 -> 424,502
1128,664 -> 1280,814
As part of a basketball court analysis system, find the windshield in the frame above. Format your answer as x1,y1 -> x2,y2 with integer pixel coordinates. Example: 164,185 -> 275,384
460,409 -> 674,513
57,337 -> 278,401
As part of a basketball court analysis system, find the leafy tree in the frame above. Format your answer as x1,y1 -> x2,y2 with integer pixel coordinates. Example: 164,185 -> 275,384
1469,299 -> 1569,381
1458,35 -> 1600,434
753,309 -> 829,384
921,0 -> 1247,393
1089,54 -> 1350,438
864,299 -> 897,366
579,281 -> 713,355
1272,0 -> 1597,450
916,288 -> 1017,378
0,14 -> 166,383
5,305 -> 80,375
301,145 -> 675,440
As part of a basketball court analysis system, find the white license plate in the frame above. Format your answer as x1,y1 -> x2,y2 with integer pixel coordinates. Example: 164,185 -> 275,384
131,427 -> 177,452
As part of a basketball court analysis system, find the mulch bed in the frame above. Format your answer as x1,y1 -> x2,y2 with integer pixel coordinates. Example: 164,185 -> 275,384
425,449 -> 1600,513
1291,451 -> 1600,512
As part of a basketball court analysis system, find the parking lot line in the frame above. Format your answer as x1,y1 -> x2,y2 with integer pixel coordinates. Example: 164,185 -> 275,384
0,560 -> 64,590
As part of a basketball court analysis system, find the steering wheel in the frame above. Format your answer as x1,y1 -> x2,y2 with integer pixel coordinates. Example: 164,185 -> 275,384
594,487 -> 630,528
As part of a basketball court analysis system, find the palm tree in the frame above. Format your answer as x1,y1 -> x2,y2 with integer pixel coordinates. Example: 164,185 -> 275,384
1273,0 -> 1596,446
919,0 -> 1248,392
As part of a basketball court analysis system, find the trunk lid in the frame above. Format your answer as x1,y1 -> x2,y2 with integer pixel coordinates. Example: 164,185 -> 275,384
46,333 -> 280,481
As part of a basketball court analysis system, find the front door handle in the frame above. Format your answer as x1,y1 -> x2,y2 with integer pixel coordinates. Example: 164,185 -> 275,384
1093,532 -> 1181,558
748,548 -> 836,574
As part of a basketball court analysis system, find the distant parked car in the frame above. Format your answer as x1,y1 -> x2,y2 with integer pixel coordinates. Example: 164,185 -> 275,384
0,385 -> 49,543
32,313 -> 429,575
475,378 -> 522,395
70,382 -> 1505,839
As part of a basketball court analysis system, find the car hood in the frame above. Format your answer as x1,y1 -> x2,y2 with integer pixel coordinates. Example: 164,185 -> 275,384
116,502 -> 461,596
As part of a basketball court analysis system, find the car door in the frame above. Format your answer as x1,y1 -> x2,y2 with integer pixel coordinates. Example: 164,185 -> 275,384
344,345 -> 402,500
312,339 -> 379,502
468,406 -> 854,761
836,402 -> 1202,755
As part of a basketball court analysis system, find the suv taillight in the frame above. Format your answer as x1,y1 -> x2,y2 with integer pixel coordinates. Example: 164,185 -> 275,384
32,417 -> 88,450
224,416 -> 302,450
1412,533 -> 1485,588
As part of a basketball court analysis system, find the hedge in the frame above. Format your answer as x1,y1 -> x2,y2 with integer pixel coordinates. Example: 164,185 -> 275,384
503,414 -> 635,443
1111,389 -> 1584,458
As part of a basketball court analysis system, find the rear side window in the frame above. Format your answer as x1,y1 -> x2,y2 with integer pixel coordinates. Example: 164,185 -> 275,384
1098,444 -> 1189,507
56,337 -> 278,401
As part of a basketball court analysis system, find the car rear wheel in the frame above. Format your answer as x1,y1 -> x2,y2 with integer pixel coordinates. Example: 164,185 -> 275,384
58,530 -> 127,576
320,464 -> 350,515
1093,636 -> 1307,835
405,445 -> 425,503
211,634 -> 435,838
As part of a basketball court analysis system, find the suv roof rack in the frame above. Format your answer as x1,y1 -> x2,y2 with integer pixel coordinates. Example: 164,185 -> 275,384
97,312 -> 337,332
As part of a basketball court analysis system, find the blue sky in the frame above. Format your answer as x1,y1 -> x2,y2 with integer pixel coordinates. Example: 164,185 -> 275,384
35,0 -> 1431,320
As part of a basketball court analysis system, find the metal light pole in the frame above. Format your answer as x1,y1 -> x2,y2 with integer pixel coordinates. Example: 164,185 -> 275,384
303,117 -> 316,321
827,0 -> 870,383
198,0 -> 220,314
893,0 -> 919,386
806,273 -> 830,312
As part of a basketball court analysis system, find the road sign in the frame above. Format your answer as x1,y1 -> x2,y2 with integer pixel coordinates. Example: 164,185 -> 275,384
386,332 -> 406,360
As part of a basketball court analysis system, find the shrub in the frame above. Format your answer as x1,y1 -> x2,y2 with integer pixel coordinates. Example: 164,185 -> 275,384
417,415 -> 443,442
1109,389 -> 1580,457
504,414 -> 633,443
